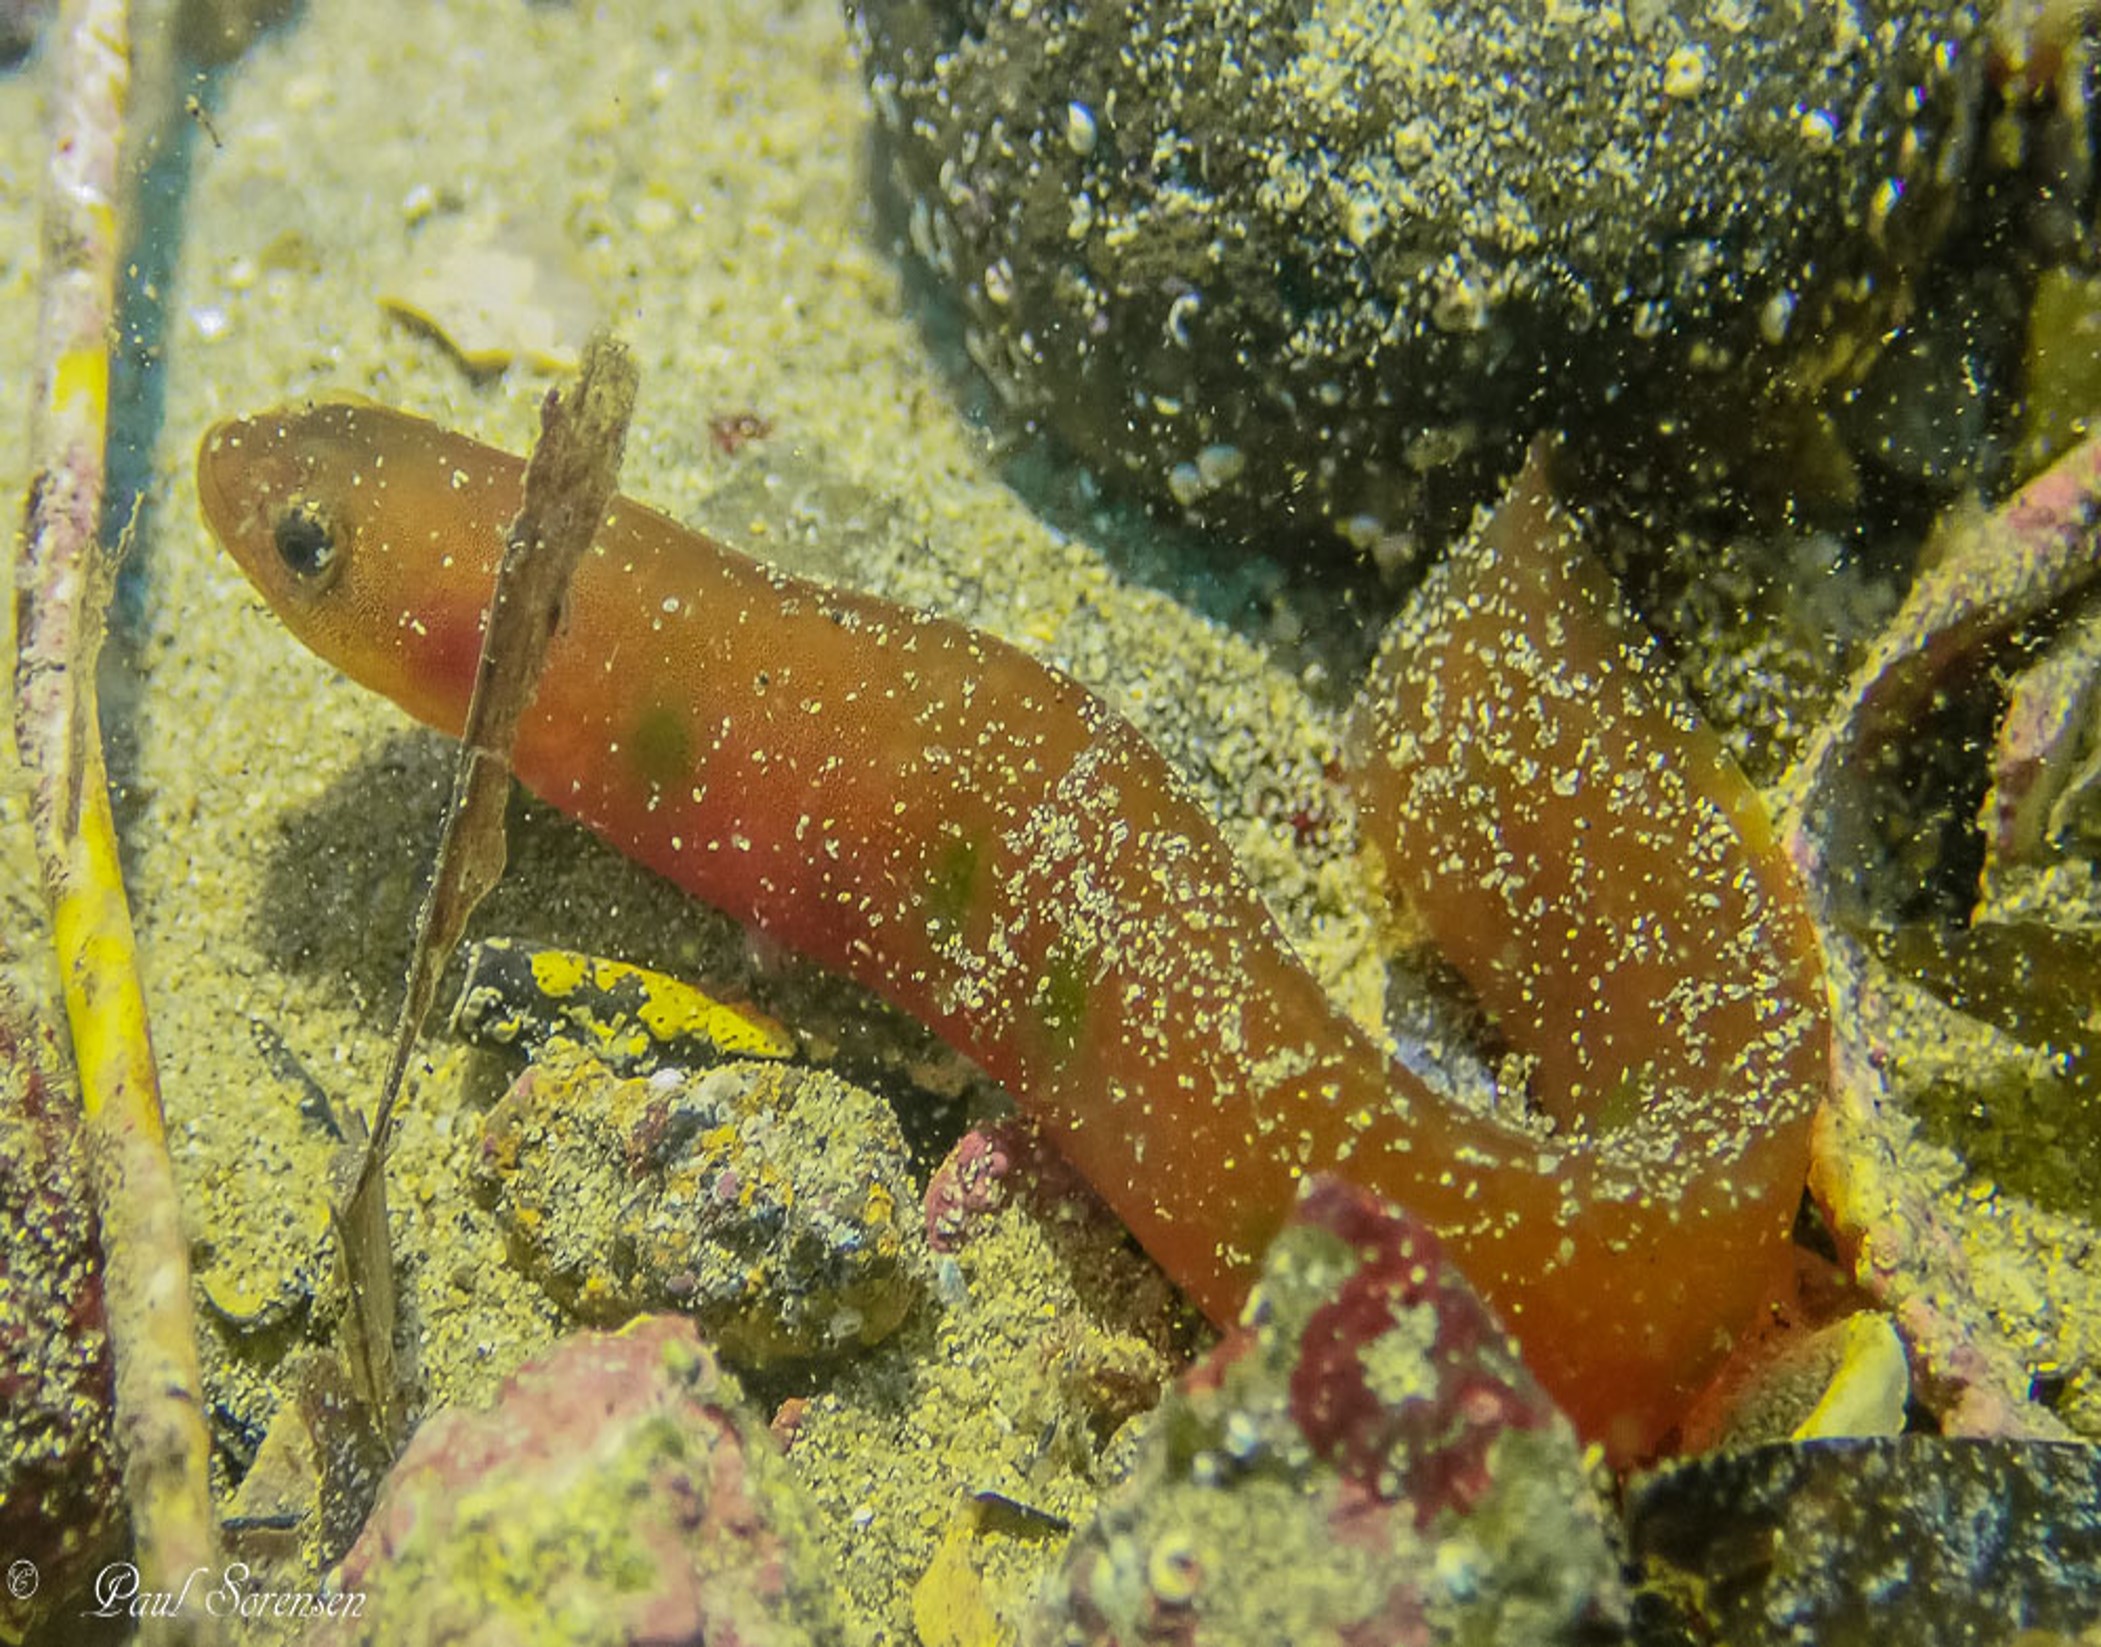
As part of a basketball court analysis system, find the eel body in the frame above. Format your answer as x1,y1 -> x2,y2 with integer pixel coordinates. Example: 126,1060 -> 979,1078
199,403 -> 1826,1460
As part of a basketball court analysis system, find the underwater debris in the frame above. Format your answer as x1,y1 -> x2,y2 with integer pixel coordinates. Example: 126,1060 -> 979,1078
1789,430 -> 2101,1440
473,1045 -> 924,1367
1677,1303 -> 1911,1454
1789,429 -> 2101,821
1788,1314 -> 1912,1442
1020,1177 -> 1626,1646
915,1497 -> 1063,1647
1981,602 -> 2101,874
378,215 -> 598,375
198,402 -> 1825,1459
708,410 -> 775,456
1627,1437 -> 2101,1644
337,335 -> 636,1449
311,1315 -> 845,1647
849,0 -> 2013,547
451,936 -> 797,1073
217,1353 -> 393,1582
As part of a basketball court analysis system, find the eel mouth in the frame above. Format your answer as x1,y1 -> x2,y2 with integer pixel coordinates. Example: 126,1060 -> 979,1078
196,412 -> 307,597
195,416 -> 252,566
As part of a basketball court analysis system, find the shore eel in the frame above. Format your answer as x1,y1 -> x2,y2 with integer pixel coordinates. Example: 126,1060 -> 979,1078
198,402 -> 1827,1461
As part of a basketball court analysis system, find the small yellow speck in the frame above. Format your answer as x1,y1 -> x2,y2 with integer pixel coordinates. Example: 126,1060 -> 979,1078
1661,45 -> 1709,99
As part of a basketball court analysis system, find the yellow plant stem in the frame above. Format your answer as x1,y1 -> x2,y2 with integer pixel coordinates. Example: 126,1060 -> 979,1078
10,0 -> 221,1640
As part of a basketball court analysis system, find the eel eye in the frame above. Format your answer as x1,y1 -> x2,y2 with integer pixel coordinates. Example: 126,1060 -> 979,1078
273,501 -> 341,587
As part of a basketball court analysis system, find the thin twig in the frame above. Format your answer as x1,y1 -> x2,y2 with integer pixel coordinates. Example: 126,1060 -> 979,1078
9,0 -> 219,1639
334,336 -> 638,1442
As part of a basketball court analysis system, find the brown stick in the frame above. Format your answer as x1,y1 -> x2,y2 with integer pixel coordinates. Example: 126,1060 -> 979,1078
334,336 -> 637,1445
9,0 -> 219,1639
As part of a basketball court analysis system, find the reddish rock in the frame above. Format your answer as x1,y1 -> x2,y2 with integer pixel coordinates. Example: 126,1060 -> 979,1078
1022,1177 -> 1624,1646
1285,1177 -> 1560,1525
310,1316 -> 843,1646
923,1118 -> 1093,1254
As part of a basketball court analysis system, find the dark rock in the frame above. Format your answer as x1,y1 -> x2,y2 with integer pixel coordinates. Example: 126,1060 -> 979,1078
849,0 -> 2000,553
1628,1436 -> 2101,1645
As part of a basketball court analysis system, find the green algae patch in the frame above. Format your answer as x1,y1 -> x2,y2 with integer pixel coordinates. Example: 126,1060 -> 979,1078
628,701 -> 695,796
923,832 -> 983,941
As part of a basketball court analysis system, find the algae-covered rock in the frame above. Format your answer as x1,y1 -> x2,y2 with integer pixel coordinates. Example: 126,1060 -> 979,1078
850,0 -> 1996,552
474,1045 -> 925,1366
311,1316 -> 843,1647
0,988 -> 121,1642
924,1118 -> 1097,1254
1021,1176 -> 1624,1646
